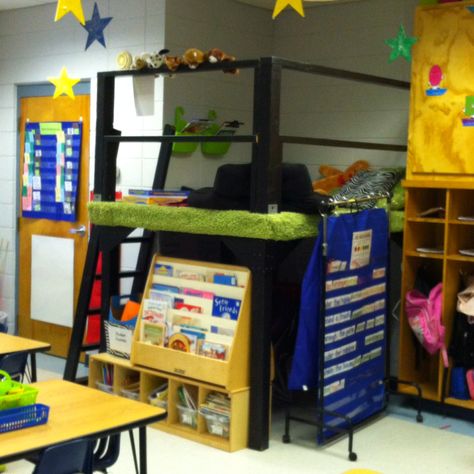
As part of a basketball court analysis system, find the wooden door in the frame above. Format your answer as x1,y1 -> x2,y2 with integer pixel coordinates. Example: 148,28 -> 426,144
18,95 -> 90,357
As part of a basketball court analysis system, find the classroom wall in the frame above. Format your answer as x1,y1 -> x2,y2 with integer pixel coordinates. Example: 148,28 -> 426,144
0,0 -> 420,333
0,0 -> 167,331
161,0 -> 273,190
273,0 -> 419,178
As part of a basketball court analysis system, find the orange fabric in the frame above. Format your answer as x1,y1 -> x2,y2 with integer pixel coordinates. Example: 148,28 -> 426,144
121,301 -> 141,321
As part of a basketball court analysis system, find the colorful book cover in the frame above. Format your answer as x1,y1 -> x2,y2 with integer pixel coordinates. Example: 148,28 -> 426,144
154,263 -> 173,276
152,283 -> 180,294
198,340 -> 228,361
141,321 -> 166,346
183,288 -> 214,299
212,296 -> 241,320
175,302 -> 202,313
142,299 -> 168,324
213,273 -> 237,286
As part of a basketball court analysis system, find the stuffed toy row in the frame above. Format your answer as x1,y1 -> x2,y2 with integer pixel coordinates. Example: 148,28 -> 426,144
116,48 -> 238,74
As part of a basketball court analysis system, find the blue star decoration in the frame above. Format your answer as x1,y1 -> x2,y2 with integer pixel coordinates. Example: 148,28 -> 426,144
83,2 -> 112,50
385,25 -> 418,63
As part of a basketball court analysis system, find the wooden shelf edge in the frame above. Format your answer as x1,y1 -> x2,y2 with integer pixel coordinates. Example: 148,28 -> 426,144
407,217 -> 446,224
443,397 -> 474,410
405,250 -> 444,259
397,383 -> 439,401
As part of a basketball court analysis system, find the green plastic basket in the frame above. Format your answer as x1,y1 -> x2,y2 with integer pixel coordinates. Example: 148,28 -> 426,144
0,370 -> 39,411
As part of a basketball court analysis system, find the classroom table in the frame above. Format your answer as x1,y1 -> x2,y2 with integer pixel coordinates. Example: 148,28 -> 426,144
0,333 -> 51,382
0,380 -> 166,473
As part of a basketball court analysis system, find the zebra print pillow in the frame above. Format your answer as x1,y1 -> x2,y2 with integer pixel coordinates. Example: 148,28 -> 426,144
332,168 -> 405,209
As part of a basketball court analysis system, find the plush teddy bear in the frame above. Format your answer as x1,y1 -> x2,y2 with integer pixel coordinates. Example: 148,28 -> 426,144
312,160 -> 370,194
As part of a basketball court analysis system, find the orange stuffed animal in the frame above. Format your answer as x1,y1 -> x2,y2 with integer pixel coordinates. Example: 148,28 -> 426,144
312,160 -> 370,194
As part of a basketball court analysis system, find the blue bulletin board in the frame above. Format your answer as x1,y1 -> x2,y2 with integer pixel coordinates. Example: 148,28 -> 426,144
22,121 -> 82,222
289,208 -> 388,443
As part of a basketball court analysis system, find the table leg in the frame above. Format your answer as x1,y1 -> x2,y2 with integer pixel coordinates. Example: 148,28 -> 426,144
30,353 -> 37,382
129,430 -> 139,474
139,426 -> 147,474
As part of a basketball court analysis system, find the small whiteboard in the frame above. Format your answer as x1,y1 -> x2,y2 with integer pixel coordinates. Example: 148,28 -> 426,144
31,235 -> 74,327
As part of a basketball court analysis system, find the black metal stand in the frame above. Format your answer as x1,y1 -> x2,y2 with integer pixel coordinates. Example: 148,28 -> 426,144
283,195 -> 410,461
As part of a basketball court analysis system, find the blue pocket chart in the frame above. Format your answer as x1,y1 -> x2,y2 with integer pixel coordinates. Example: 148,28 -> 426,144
289,208 -> 389,443
22,121 -> 82,222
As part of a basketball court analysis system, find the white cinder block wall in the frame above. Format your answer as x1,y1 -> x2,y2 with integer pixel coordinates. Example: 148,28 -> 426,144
0,0 -> 167,331
273,0 -> 419,177
0,0 -> 420,332
162,0 -> 273,190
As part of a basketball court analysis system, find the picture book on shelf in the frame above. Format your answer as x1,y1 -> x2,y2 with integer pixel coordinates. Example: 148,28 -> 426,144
183,288 -> 214,300
212,296 -> 241,320
175,269 -> 207,281
154,263 -> 173,276
141,321 -> 166,346
142,299 -> 168,324
213,273 -> 237,286
152,283 -> 181,294
198,340 -> 228,361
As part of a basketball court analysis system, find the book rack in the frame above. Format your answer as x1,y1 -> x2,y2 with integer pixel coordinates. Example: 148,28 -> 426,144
131,255 -> 251,392
89,255 -> 252,451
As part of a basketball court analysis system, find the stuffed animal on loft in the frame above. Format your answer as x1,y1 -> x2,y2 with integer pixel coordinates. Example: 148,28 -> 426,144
181,48 -> 206,69
312,160 -> 370,194
206,48 -> 239,74
116,49 -> 170,70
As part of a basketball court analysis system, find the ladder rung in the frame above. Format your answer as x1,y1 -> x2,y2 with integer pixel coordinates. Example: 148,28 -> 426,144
118,270 -> 143,279
123,236 -> 153,244
80,343 -> 100,352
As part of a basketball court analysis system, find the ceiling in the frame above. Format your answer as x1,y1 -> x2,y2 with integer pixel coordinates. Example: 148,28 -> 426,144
0,0 -> 361,12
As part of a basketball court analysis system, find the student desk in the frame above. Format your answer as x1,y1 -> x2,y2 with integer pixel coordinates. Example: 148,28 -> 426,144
0,380 -> 166,473
0,333 -> 51,382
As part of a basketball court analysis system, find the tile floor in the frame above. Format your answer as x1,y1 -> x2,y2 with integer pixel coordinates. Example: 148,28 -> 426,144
4,354 -> 474,474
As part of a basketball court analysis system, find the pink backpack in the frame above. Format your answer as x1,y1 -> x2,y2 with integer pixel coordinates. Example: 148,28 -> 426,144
405,283 -> 448,367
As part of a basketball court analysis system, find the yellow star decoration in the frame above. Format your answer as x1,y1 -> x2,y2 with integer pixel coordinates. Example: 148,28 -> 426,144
48,67 -> 80,99
55,0 -> 85,25
273,0 -> 305,19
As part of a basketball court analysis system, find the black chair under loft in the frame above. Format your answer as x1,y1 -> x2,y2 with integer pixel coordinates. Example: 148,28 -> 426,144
92,434 -> 121,473
0,352 -> 28,382
31,438 -> 92,474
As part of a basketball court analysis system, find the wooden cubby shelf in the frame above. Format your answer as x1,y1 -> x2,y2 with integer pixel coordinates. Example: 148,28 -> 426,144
89,255 -> 252,452
400,182 -> 474,408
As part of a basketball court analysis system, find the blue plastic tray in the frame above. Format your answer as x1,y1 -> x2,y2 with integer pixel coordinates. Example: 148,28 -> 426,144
0,403 -> 49,433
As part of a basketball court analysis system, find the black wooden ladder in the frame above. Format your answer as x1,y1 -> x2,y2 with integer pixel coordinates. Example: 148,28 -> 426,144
63,125 -> 174,382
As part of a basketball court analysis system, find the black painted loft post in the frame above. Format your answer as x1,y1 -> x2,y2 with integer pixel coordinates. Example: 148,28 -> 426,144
94,73 -> 116,201
251,57 -> 283,213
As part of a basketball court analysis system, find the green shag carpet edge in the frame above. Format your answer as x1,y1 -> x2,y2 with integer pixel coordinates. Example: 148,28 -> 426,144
88,202 -> 404,241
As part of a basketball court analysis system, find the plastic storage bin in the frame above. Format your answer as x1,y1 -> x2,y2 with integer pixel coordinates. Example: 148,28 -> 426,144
201,412 -> 230,438
177,404 -> 197,428
96,381 -> 114,394
120,387 -> 139,400
0,371 -> 39,410
0,403 -> 49,433
148,396 -> 167,410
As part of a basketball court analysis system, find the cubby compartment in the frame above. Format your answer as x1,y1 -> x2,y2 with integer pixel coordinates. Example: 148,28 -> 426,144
404,221 -> 445,256
405,187 -> 446,220
142,373 -> 168,410
398,256 -> 444,400
88,357 -> 115,394
447,223 -> 474,260
448,189 -> 474,222
170,381 -> 199,430
115,366 -> 140,400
